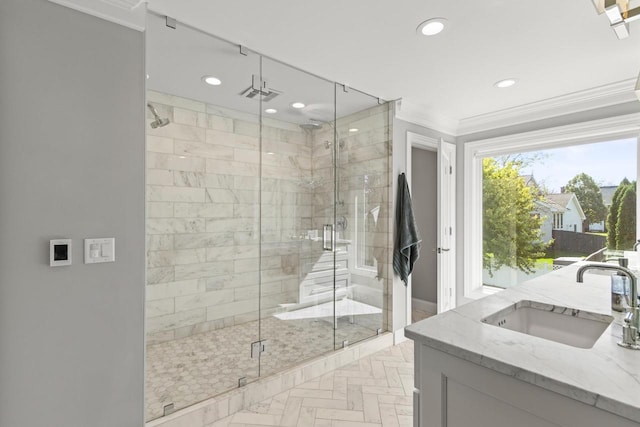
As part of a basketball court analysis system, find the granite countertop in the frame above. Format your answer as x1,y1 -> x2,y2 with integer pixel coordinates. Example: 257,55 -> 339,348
405,263 -> 640,423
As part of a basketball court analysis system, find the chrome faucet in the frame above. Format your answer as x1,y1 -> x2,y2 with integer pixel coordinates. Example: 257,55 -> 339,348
577,263 -> 640,350
634,239 -> 640,251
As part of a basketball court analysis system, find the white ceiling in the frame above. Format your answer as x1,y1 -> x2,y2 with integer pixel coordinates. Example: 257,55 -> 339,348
146,13 -> 381,127
144,1 -> 640,130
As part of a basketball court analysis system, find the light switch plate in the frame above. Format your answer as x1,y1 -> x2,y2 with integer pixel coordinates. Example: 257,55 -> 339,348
50,239 -> 72,267
84,238 -> 115,264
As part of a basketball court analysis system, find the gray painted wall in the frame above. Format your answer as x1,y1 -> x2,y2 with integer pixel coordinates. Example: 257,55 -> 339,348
0,1 -> 145,426
410,148 -> 437,303
391,116 -> 456,336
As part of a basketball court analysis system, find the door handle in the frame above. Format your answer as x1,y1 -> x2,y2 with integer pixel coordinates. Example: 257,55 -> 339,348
323,224 -> 334,251
437,248 -> 450,254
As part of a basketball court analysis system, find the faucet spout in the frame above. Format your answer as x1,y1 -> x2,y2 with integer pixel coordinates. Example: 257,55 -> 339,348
576,262 -> 640,349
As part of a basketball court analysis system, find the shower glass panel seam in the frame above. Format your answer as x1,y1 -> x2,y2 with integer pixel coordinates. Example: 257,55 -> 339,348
257,55 -> 263,378
331,82 -> 340,350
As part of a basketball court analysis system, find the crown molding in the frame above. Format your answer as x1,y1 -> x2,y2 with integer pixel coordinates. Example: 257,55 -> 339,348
465,112 -> 640,157
394,99 -> 459,136
48,0 -> 146,31
457,78 -> 638,136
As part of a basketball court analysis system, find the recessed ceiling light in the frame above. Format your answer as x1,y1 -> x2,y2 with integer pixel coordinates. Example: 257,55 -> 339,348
202,75 -> 222,86
349,128 -> 359,133
291,102 -> 306,109
494,78 -> 517,88
146,74 -> 150,79
266,152 -> 275,155
265,108 -> 278,114
417,18 -> 447,36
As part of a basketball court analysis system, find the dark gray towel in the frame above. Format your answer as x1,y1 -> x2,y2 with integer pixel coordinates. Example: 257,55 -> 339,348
393,173 -> 421,285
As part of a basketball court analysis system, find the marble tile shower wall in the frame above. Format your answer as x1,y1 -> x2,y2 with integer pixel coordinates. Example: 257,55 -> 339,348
310,104 -> 392,332
146,90 -> 313,344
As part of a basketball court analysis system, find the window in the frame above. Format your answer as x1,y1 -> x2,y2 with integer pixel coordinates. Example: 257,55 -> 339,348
553,213 -> 563,230
464,114 -> 640,298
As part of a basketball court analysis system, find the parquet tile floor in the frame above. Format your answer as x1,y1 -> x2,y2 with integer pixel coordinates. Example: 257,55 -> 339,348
207,340 -> 416,427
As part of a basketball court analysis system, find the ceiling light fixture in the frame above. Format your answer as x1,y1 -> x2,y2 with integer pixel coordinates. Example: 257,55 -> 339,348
591,0 -> 640,39
291,102 -> 306,109
416,18 -> 447,36
265,108 -> 278,114
349,128 -> 359,133
494,78 -> 517,88
202,75 -> 222,86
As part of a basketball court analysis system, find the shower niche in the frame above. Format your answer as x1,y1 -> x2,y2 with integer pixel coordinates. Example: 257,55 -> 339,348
144,13 -> 391,422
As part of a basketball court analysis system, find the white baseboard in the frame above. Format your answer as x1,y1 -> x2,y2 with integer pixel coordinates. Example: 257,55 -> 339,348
412,297 -> 437,314
393,327 -> 407,344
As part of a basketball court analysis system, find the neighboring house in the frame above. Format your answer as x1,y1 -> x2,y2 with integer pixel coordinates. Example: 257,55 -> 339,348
600,185 -> 618,207
521,174 -> 538,190
520,175 -> 586,242
535,192 -> 586,242
589,185 -> 617,232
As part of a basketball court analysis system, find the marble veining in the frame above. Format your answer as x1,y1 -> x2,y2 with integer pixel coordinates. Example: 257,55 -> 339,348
405,263 -> 640,423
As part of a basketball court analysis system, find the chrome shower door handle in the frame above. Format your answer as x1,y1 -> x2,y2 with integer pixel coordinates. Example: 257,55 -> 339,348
323,224 -> 334,251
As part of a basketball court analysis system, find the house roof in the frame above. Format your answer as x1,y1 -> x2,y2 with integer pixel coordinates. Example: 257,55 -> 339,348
520,174 -> 540,190
545,192 -> 587,220
545,193 -> 573,207
535,199 -> 566,213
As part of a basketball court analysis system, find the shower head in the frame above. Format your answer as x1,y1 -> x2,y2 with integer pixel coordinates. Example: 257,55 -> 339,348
147,103 -> 170,129
299,121 -> 323,130
150,117 -> 170,129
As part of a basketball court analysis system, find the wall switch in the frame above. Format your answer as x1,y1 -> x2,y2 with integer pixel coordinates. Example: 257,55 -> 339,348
84,238 -> 115,264
50,239 -> 72,267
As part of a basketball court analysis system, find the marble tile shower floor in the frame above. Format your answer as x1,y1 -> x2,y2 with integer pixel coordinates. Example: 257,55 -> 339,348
146,313 -> 380,421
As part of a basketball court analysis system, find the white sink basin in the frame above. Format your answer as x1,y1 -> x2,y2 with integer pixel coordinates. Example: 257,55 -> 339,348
482,300 -> 613,349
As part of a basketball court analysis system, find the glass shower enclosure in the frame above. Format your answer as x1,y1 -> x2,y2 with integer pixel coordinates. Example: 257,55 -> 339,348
144,13 -> 391,421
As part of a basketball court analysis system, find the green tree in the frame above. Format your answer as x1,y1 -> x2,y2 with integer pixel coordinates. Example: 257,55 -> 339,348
483,158 -> 549,275
607,178 -> 631,249
564,173 -> 607,225
616,184 -> 637,250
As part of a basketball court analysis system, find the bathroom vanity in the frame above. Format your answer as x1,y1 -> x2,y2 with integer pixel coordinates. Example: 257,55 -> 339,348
405,264 -> 640,427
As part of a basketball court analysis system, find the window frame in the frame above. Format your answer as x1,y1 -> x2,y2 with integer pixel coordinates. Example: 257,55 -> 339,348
463,113 -> 640,299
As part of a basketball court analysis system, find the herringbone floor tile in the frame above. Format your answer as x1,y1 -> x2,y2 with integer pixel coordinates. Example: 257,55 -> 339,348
207,340 -> 415,427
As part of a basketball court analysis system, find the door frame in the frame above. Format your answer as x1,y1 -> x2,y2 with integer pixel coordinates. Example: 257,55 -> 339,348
405,131 -> 457,320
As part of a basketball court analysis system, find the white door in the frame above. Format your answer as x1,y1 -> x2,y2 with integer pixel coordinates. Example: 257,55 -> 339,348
437,139 -> 456,312
406,132 -> 457,317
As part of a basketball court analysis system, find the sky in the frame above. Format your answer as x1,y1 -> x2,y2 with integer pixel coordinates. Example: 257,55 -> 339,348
516,138 -> 637,193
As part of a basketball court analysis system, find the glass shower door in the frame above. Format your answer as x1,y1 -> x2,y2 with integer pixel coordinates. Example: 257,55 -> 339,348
334,86 -> 390,348
145,14 -> 391,422
258,57 -> 336,376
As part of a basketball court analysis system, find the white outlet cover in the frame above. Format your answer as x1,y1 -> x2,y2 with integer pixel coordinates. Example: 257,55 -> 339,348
84,238 -> 115,264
